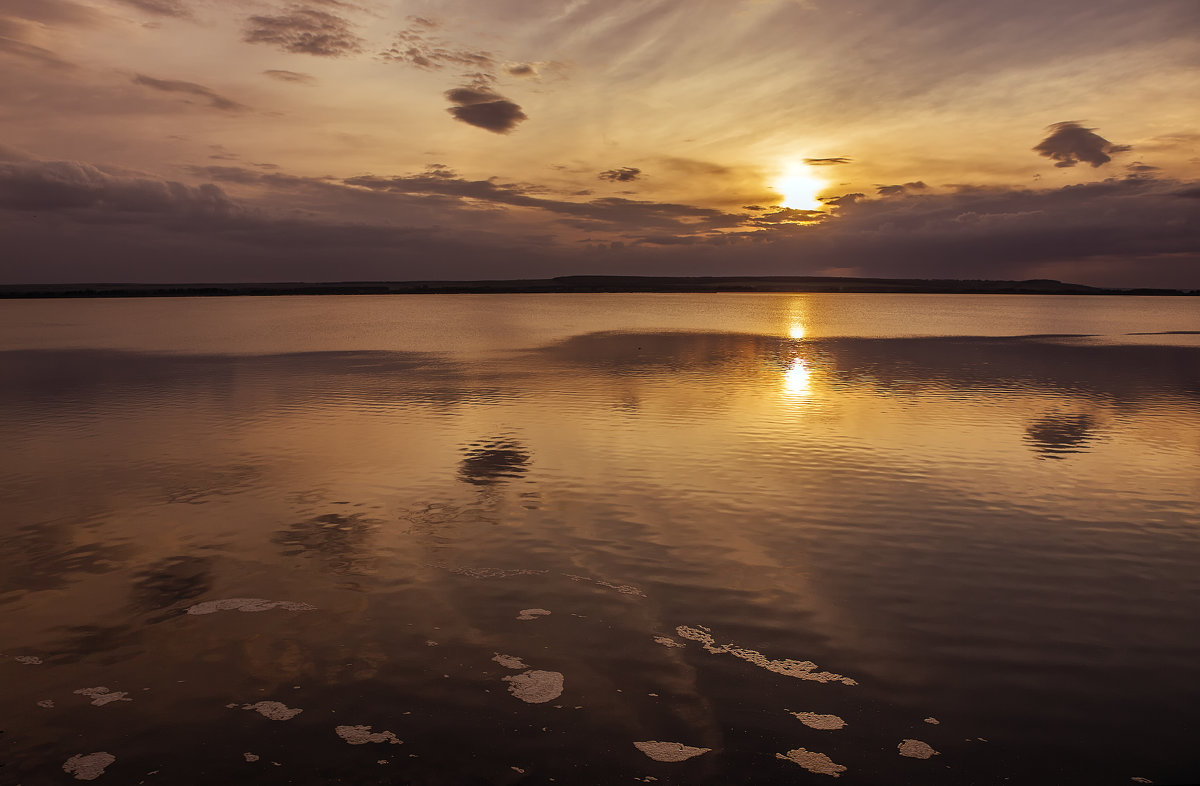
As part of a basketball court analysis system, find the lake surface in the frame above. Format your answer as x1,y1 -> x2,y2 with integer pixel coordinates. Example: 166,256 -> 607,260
1,294 -> 1198,785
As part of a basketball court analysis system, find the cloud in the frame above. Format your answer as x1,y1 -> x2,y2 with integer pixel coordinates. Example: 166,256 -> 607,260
344,167 -> 739,232
0,158 -> 235,214
804,157 -> 852,166
263,69 -> 316,84
505,63 -> 536,77
1034,121 -> 1131,168
132,74 -> 248,112
599,167 -> 641,182
243,5 -> 363,57
0,36 -> 76,70
0,0 -> 104,27
444,87 -> 526,134
381,20 -> 494,70
876,181 -> 927,196
112,0 -> 191,18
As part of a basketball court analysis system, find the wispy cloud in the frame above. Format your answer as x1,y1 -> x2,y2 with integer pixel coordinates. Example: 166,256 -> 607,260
263,69 -> 316,84
132,74 -> 248,112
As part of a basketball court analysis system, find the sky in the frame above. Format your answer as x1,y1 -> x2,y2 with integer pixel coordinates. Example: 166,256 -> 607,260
0,0 -> 1197,286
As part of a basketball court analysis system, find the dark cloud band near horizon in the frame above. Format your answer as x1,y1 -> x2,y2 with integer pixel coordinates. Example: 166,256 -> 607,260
1,146 -> 1197,288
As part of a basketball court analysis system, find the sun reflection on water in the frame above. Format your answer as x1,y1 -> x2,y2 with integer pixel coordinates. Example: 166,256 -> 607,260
788,322 -> 807,340
782,357 -> 812,398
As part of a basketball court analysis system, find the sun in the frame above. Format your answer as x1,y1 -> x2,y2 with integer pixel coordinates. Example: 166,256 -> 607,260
773,165 -> 827,211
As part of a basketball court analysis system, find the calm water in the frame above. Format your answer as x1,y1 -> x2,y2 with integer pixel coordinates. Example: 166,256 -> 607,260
1,294 -> 1198,785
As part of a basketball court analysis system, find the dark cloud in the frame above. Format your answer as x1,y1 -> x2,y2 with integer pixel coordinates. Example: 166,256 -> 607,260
1034,121 -> 1131,168
506,62 -> 536,77
243,5 -> 363,57
263,69 -> 316,84
876,181 -> 927,196
0,36 -> 75,70
444,86 -> 526,134
112,0 -> 190,18
132,74 -> 248,112
3,150 -> 1197,288
804,157 -> 852,166
381,21 -> 494,70
599,167 -> 641,182
0,158 -> 235,214
345,168 -> 737,231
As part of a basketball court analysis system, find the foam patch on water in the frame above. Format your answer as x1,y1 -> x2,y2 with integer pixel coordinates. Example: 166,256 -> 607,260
633,741 -> 711,762
564,573 -> 646,597
517,608 -> 551,620
675,625 -> 857,685
243,701 -> 303,720
493,653 -> 529,670
1130,778 -> 1153,784
243,753 -> 259,762
504,670 -> 563,703
335,725 -> 402,744
653,636 -> 684,648
187,598 -> 317,615
446,566 -> 548,579
897,739 -> 938,759
63,752 -> 115,780
789,711 -> 846,730
15,655 -> 42,664
924,717 -> 939,725
776,748 -> 846,777
74,687 -> 131,706
38,699 -> 55,708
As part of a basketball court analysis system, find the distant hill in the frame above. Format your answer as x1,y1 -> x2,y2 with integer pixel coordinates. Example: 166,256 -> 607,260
1,275 -> 1195,298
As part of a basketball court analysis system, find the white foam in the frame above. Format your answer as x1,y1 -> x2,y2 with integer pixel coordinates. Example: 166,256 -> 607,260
74,687 -> 131,706
516,608 -> 551,620
335,725 -> 402,745
243,701 -> 303,720
633,741 -> 711,762
63,752 -> 115,781
789,711 -> 846,730
897,739 -> 938,759
675,625 -> 856,685
492,653 -> 529,670
776,748 -> 846,777
504,670 -> 563,703
186,598 -> 316,615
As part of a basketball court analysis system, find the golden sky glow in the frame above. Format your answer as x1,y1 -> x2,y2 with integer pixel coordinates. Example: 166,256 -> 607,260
0,0 -> 1197,286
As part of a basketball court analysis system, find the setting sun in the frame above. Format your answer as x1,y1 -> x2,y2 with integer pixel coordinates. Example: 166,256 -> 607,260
774,165 -> 827,211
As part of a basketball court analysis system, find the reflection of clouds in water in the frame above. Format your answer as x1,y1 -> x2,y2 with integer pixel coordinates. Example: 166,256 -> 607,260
1025,413 -> 1097,459
0,521 -> 129,602
40,624 -> 140,666
130,555 -> 212,619
273,513 -> 380,574
457,437 -> 531,486
165,463 -> 260,504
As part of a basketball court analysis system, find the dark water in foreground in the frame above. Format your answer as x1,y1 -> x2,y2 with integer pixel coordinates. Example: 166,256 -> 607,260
1,294 -> 1198,785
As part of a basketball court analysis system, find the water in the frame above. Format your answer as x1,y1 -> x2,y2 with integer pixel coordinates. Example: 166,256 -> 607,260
1,294 -> 1198,785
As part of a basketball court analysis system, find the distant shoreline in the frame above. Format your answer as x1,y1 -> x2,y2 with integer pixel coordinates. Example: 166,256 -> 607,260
2,275 -> 1196,298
